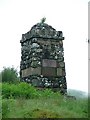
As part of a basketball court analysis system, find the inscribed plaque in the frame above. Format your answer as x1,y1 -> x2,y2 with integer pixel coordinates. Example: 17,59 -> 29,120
29,67 -> 41,75
22,67 -> 41,77
42,67 -> 56,76
42,59 -> 57,67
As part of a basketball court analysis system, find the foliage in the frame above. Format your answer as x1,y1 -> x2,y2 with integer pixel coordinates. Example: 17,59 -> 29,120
1,67 -> 20,83
2,82 -> 62,99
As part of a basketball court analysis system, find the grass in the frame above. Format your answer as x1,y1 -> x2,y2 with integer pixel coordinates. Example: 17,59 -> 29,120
2,96 -> 88,118
1,82 -> 89,118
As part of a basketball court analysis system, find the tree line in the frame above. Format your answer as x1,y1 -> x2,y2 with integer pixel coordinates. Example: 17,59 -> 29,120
0,67 -> 20,83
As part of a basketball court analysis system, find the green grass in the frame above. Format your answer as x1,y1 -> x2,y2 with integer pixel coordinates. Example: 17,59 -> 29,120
1,82 -> 89,118
2,96 -> 88,118
2,82 -> 62,99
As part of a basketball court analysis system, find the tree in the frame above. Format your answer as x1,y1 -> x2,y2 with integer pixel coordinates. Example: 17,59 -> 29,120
1,66 -> 20,83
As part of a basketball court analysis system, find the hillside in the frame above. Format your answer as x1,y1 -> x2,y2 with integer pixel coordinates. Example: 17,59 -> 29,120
67,89 -> 88,99
1,83 -> 88,118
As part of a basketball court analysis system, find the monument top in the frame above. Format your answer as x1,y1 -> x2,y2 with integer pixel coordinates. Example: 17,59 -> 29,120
21,21 -> 64,43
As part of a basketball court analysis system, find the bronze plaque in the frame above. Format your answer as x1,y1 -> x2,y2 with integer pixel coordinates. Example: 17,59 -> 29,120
57,68 -> 62,76
42,59 -> 57,67
42,67 -> 56,76
22,67 -> 41,77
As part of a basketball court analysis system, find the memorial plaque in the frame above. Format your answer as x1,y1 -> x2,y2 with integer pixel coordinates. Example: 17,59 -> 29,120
42,67 -> 56,76
22,67 -> 41,77
57,68 -> 62,76
42,59 -> 57,67
29,67 -> 41,75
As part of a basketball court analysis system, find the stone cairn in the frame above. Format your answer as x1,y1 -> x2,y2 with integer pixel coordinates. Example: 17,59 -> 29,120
20,19 -> 67,94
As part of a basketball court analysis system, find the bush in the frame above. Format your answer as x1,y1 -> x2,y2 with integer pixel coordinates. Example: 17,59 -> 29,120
1,67 -> 20,83
2,82 -> 39,99
2,82 -> 62,99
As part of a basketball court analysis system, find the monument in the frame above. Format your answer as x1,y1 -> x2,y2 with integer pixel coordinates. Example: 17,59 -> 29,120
20,18 -> 67,94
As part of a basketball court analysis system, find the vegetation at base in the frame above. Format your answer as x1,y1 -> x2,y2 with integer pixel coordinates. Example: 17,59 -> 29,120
2,95 -> 88,118
1,82 -> 88,118
0,67 -> 89,118
2,82 -> 61,99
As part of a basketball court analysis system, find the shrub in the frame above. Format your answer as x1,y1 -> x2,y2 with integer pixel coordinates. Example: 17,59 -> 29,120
2,82 -> 62,99
2,82 -> 39,99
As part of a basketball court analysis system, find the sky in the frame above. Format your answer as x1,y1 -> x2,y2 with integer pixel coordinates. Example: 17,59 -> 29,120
0,0 -> 88,92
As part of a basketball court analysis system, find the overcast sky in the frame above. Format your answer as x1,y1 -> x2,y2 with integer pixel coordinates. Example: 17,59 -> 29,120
0,0 -> 88,92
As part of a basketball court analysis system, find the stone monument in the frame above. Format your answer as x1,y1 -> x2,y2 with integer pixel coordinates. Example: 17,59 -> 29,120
20,18 -> 67,94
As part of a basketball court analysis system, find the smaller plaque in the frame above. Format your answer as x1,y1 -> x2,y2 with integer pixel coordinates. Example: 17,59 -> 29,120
22,67 -> 41,77
42,59 -> 57,67
29,67 -> 41,75
42,67 -> 56,76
